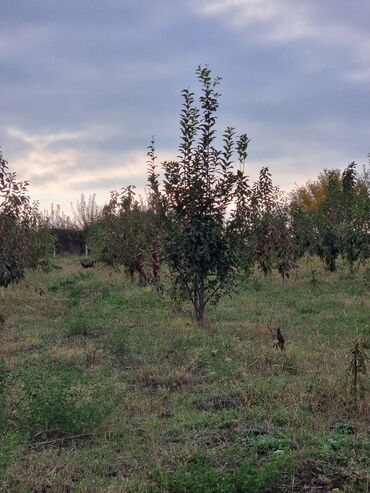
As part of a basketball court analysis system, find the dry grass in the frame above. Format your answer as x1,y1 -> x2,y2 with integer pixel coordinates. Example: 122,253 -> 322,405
0,256 -> 369,492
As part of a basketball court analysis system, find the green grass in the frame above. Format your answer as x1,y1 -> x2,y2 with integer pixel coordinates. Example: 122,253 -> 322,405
0,256 -> 369,492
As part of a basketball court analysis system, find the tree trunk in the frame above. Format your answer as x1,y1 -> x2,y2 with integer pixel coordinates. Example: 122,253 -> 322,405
195,304 -> 204,324
193,274 -> 205,324
151,251 -> 161,289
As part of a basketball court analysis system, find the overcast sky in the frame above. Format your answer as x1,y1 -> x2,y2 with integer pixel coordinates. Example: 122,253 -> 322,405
1,0 -> 369,211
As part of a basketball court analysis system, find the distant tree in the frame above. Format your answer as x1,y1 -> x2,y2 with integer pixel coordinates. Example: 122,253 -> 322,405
42,204 -> 85,255
44,203 -> 75,230
273,206 -> 298,281
251,168 -> 297,280
340,163 -> 370,270
290,162 -> 370,271
251,168 -> 278,277
71,193 -> 100,231
318,170 -> 342,271
147,66 -> 255,323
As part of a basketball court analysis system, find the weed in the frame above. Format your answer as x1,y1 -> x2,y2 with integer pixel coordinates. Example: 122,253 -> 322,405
108,324 -> 132,362
67,309 -> 91,337
309,268 -> 321,293
195,390 -> 246,412
36,258 -> 61,273
251,276 -> 263,292
348,337 -> 368,404
49,271 -> 93,306
331,421 -> 356,435
267,324 -> 286,351
282,354 -> 298,374
9,364 -> 113,438
152,451 -> 294,492
363,266 -> 370,289
80,257 -> 95,269
252,435 -> 292,456
0,432 -> 25,483
0,358 -> 7,429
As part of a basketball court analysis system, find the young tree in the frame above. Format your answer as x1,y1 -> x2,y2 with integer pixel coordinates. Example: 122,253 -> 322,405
340,163 -> 370,270
147,139 -> 164,290
319,170 -> 342,271
88,186 -> 158,284
251,168 -> 298,280
0,149 -> 53,287
251,167 -> 279,277
148,66 -> 254,323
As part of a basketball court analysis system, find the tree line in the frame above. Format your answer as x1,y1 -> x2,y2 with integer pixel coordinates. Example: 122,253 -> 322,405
1,67 -> 369,322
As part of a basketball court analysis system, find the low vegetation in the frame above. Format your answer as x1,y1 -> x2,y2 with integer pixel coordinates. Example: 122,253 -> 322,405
0,257 -> 368,491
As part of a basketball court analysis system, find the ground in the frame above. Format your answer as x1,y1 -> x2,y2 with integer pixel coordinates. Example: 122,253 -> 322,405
0,257 -> 369,492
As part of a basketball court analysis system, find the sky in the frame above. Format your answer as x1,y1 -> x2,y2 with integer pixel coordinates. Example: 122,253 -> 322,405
1,0 -> 369,212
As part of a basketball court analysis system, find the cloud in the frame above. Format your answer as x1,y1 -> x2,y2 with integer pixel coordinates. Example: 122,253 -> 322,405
194,0 -> 370,85
0,0 -> 369,212
7,128 -> 95,147
197,0 -> 313,41
346,67 -> 370,84
195,0 -> 367,42
5,125 -> 177,209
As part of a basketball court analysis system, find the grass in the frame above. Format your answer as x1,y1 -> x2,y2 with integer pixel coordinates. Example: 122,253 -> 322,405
0,256 -> 369,492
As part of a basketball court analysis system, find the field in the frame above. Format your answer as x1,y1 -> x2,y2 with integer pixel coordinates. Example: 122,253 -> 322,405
0,257 -> 369,492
